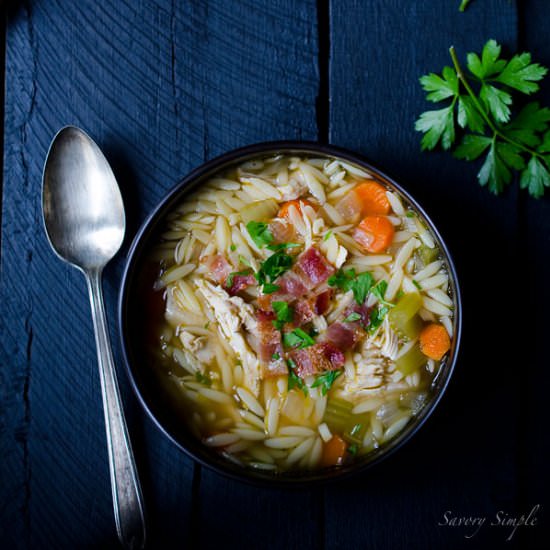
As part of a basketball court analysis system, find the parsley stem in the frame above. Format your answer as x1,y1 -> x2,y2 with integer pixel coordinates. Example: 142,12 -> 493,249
449,46 -> 544,160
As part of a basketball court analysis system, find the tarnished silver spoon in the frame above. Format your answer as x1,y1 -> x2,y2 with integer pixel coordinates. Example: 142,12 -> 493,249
42,126 -> 146,549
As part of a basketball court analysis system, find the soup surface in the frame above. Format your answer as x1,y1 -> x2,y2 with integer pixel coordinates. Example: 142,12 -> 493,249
145,154 -> 455,472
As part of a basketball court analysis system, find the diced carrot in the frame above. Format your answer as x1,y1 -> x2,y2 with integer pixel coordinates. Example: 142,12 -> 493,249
354,181 -> 391,216
321,435 -> 347,467
278,199 -> 313,219
419,323 -> 451,360
352,216 -> 395,253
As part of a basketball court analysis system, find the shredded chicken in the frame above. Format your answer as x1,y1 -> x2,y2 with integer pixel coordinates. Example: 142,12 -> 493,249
196,280 -> 261,396
279,176 -> 307,201
179,330 -> 214,366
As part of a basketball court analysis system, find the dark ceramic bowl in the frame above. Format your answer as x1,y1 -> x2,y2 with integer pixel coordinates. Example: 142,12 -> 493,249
118,142 -> 462,487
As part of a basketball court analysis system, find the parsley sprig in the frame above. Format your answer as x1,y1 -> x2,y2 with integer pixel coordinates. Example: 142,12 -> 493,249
415,40 -> 550,197
311,370 -> 342,396
328,268 -> 375,305
272,301 -> 294,330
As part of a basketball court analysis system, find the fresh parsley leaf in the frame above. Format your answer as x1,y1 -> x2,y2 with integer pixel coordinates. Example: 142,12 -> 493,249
371,280 -> 391,305
266,242 -> 300,252
348,444 -> 358,456
416,40 -> 550,198
311,370 -> 342,396
225,269 -> 252,288
406,211 -> 415,218
272,352 -> 281,360
262,283 -> 280,294
328,268 -> 356,291
246,221 -> 273,248
272,301 -> 294,330
344,312 -> 362,323
415,106 -> 456,151
230,244 -> 237,251
323,230 -> 333,241
350,272 -> 374,305
287,362 -> 308,395
520,156 -> 550,198
283,328 -> 315,349
255,250 -> 293,293
368,306 -> 389,334
412,279 -> 422,290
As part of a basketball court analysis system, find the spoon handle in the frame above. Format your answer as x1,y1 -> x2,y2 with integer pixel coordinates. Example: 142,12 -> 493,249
86,268 -> 146,550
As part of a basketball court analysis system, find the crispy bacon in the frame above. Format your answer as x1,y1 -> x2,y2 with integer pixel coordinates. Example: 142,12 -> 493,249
257,271 -> 308,310
292,299 -> 315,326
324,322 -> 361,350
314,289 -> 333,315
226,273 -> 256,296
256,310 -> 287,377
202,254 -> 231,284
295,247 -> 335,289
290,343 -> 345,378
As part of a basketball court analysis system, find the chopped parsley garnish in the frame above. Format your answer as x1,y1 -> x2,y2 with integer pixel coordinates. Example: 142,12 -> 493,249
262,283 -> 280,294
343,312 -> 362,323
225,269 -> 252,288
413,279 -> 422,290
287,359 -> 308,395
266,242 -> 300,252
230,244 -> 237,251
348,444 -> 358,456
311,370 -> 342,396
272,301 -> 294,330
272,352 -> 281,360
406,211 -> 415,218
283,328 -> 315,349
195,371 -> 212,386
368,306 -> 389,334
246,221 -> 274,248
371,280 -> 394,307
328,267 -> 356,291
323,230 -> 333,241
255,250 -> 294,294
328,268 -> 374,305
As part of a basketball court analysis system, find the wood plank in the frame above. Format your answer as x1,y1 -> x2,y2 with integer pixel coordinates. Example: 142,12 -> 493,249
326,1 -> 522,548
517,2 -> 550,548
1,1 -> 205,546
182,2 -> 324,548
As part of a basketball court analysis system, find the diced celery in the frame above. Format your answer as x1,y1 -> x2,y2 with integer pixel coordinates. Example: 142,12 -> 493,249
396,344 -> 426,376
240,198 -> 279,224
418,244 -> 439,265
388,292 -> 422,337
323,397 -> 354,434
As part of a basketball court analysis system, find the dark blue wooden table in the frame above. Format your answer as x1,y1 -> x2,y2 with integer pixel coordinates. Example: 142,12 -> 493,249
2,1 -> 549,548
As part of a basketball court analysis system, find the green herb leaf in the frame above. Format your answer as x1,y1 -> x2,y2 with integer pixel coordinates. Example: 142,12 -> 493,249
262,283 -> 280,294
344,312 -> 362,323
238,255 -> 252,267
287,364 -> 308,396
283,328 -> 315,349
350,272 -> 374,305
328,268 -> 356,292
520,156 -> 550,198
272,352 -> 281,360
368,306 -> 389,334
230,244 -> 237,251
311,370 -> 342,396
371,280 -> 391,305
416,40 -> 550,198
323,230 -> 333,241
412,279 -> 422,290
348,444 -> 358,456
255,250 -> 294,293
246,221 -> 274,248
459,0 -> 472,13
272,301 -> 294,330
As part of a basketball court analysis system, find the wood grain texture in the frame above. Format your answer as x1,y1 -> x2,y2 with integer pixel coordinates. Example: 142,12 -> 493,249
326,1 -> 533,549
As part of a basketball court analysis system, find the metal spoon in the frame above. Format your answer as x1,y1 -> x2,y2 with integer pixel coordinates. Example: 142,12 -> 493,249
42,126 -> 146,549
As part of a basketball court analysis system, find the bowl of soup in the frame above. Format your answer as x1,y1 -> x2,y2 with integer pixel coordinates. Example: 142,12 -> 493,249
119,142 -> 461,485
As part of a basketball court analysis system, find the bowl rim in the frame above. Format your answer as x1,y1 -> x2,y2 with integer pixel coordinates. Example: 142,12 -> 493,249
118,140 -> 462,488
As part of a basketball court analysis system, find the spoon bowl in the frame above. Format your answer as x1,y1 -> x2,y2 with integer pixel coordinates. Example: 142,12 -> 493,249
43,126 -> 125,269
42,126 -> 146,549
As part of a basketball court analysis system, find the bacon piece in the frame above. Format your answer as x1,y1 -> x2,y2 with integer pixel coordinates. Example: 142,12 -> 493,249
335,191 -> 361,224
324,322 -> 361,350
257,271 -> 309,310
290,343 -> 345,378
256,310 -> 287,377
226,273 -> 256,296
202,254 -> 231,284
314,289 -> 333,315
269,219 -> 296,243
292,299 -> 315,326
295,247 -> 335,290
